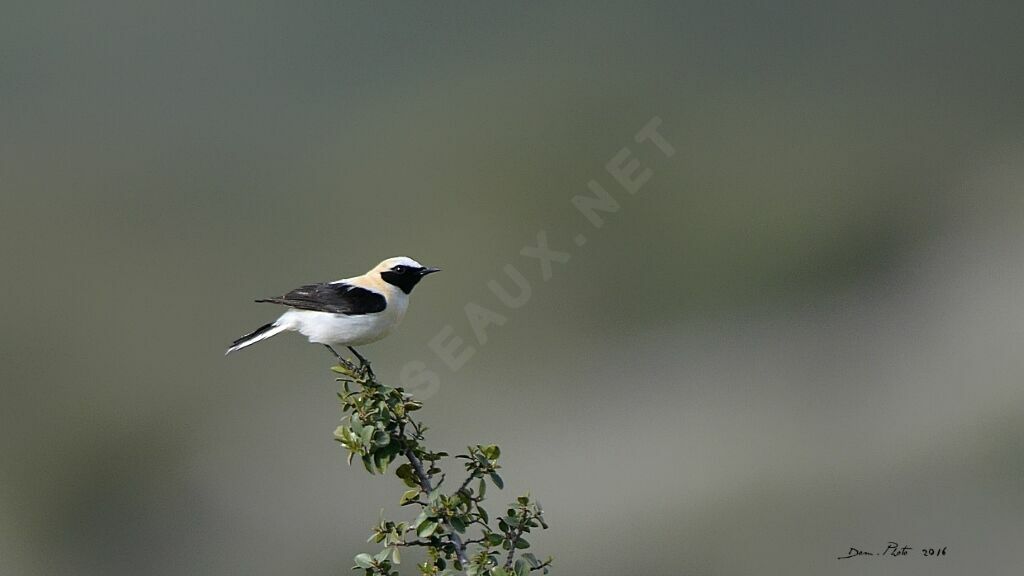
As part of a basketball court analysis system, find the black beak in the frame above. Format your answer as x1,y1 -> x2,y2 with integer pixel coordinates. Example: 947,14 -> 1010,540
419,267 -> 441,276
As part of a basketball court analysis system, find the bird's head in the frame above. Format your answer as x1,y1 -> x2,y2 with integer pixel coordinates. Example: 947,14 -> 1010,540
373,256 -> 441,294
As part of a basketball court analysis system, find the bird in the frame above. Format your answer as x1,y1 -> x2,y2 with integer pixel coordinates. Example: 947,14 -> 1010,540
226,256 -> 440,370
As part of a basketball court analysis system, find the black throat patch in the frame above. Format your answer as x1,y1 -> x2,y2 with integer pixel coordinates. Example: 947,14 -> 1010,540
380,270 -> 424,294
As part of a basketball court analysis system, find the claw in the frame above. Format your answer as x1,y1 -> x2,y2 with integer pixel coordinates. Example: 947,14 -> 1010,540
348,347 -> 375,378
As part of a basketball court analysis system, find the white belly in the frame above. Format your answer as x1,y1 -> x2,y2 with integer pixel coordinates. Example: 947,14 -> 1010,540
278,307 -> 404,347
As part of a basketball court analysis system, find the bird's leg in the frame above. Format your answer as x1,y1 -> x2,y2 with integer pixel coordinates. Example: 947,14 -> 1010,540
324,344 -> 356,370
348,346 -> 374,378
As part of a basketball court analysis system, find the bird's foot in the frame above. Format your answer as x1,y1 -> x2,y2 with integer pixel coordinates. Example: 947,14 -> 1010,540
348,347 -> 375,379
339,357 -> 361,373
325,344 -> 359,373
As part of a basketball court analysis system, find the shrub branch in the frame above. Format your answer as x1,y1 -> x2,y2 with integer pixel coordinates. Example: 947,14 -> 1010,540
331,359 -> 552,576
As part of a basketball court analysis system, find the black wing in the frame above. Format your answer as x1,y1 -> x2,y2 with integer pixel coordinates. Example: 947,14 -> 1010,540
255,282 -> 386,315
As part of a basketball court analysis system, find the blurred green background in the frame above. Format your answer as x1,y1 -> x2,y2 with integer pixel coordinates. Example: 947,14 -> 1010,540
2,2 -> 1022,575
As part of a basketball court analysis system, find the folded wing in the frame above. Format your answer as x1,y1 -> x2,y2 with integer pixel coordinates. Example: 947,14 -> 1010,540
256,282 -> 387,315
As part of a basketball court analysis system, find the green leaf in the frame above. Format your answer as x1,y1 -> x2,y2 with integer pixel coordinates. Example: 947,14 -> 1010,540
489,472 -> 504,489
450,516 -> 466,533
486,533 -> 503,546
416,520 -> 438,538
374,548 -> 391,563
374,451 -> 392,474
372,430 -> 390,448
395,464 -> 419,488
413,510 -> 428,528
515,538 -> 530,549
353,553 -> 374,569
400,489 -> 420,505
361,454 -> 376,475
391,546 -> 401,565
517,496 -> 529,506
514,559 -> 528,576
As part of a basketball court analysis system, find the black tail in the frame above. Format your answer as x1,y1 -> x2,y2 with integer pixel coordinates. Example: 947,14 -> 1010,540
226,322 -> 281,355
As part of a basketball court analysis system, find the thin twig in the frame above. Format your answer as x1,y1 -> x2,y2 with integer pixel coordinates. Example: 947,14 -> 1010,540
455,474 -> 475,495
397,539 -> 434,548
529,559 -> 553,572
502,509 -> 539,571
404,445 -> 469,567
501,522 -> 524,569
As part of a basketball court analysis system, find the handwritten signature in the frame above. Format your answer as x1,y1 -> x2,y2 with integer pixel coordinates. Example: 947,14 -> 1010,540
838,542 -> 947,560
